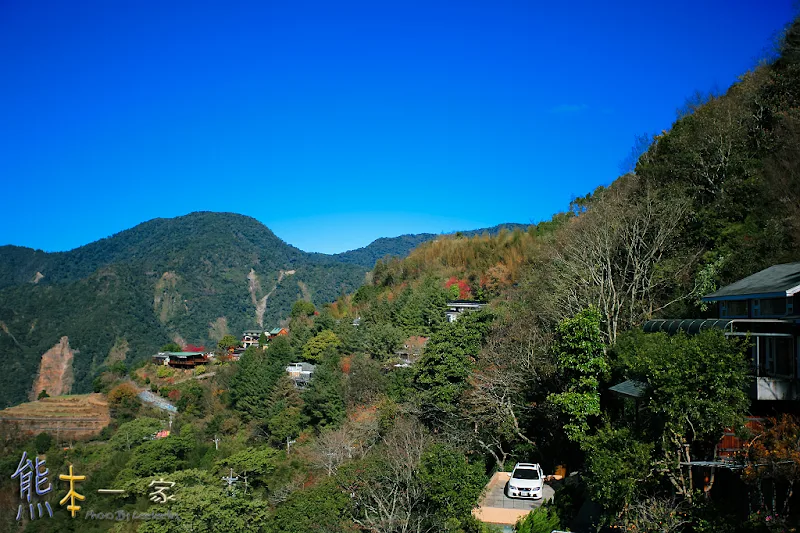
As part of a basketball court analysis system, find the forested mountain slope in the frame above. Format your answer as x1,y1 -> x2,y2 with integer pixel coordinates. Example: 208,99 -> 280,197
0,212 -> 525,407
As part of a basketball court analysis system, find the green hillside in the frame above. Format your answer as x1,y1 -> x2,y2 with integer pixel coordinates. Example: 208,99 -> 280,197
0,212 -> 367,407
2,19 -> 799,531
0,213 -> 527,408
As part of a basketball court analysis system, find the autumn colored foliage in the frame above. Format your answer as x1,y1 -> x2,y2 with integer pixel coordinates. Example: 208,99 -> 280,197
107,383 -> 140,418
444,277 -> 472,299
742,415 -> 800,517
184,344 -> 206,352
369,227 -> 554,302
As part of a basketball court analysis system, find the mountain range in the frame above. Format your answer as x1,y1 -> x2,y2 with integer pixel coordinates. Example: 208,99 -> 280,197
0,212 -> 526,407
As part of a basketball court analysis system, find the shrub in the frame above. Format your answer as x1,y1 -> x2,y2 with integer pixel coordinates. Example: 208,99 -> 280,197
108,383 -> 141,420
515,505 -> 561,533
34,432 -> 53,453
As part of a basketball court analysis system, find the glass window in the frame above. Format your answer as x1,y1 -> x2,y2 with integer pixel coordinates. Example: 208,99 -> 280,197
513,468 -> 540,480
759,298 -> 787,317
760,337 -> 794,377
723,300 -> 748,317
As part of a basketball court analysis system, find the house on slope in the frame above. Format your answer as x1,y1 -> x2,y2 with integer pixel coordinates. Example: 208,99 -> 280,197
642,261 -> 800,402
445,300 -> 487,322
285,362 -> 315,388
393,336 -> 429,367
269,327 -> 288,338
241,330 -> 264,349
165,351 -> 208,369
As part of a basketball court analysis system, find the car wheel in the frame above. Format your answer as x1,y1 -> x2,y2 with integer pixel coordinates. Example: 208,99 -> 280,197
504,483 -> 510,498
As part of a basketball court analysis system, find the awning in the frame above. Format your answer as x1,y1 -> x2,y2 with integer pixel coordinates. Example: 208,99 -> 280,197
642,319 -> 734,335
608,379 -> 648,398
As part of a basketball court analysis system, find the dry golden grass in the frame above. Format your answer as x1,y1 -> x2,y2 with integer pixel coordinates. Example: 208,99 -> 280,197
0,393 -> 111,440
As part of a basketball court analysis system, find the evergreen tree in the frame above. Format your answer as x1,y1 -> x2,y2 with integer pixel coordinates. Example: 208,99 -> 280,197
303,355 -> 346,429
412,309 -> 494,424
229,347 -> 274,421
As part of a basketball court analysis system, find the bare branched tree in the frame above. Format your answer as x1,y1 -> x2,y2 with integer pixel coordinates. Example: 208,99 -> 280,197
345,417 -> 433,533
312,415 -> 380,476
461,318 -> 554,468
615,496 -> 691,532
547,177 -> 694,343
765,113 -> 800,247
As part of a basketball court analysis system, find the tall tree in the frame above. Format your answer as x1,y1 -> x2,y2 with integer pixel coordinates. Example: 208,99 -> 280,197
545,178 -> 692,343
229,347 -> 279,421
547,307 -> 608,443
303,357 -> 346,429
613,329 -> 749,503
412,309 -> 494,426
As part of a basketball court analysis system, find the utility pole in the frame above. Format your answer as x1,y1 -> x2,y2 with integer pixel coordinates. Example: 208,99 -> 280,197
222,468 -> 239,496
212,435 -> 220,450
240,473 -> 249,495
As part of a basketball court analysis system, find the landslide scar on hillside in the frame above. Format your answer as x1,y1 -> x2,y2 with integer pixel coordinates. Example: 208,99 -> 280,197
31,336 -> 75,400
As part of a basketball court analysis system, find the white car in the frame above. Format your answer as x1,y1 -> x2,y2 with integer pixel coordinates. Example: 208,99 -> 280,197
505,463 -> 544,499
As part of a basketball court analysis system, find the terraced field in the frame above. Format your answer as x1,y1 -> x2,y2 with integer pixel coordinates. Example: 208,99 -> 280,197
0,393 -> 110,441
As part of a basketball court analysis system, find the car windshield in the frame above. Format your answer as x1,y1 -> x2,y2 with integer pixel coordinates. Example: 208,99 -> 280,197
513,468 -> 539,480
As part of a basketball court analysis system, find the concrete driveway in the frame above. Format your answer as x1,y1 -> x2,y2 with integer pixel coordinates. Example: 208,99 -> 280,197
473,472 -> 555,530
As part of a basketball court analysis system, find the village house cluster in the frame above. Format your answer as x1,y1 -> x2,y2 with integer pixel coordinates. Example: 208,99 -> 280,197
150,327 -> 289,369
147,302 -> 488,386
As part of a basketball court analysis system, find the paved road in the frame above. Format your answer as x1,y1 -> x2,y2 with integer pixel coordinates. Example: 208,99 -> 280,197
137,390 -> 177,412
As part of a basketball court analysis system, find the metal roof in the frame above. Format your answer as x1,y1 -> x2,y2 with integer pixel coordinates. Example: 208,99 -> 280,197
642,319 -> 734,335
608,379 -> 648,398
703,261 -> 800,301
166,351 -> 205,358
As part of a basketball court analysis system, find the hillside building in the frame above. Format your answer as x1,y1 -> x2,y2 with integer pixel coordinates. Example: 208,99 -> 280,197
241,330 -> 263,349
445,300 -> 487,322
285,362 -> 315,388
642,261 -> 800,402
151,351 -> 208,369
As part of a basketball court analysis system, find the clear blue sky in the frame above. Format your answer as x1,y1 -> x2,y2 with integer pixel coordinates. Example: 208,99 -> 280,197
0,1 -> 795,254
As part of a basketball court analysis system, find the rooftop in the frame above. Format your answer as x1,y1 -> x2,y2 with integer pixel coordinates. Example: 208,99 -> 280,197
609,379 -> 648,399
703,262 -> 800,301
165,351 -> 205,358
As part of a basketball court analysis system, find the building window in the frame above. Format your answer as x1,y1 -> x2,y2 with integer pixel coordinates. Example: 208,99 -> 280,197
756,336 -> 795,377
722,300 -> 748,317
756,298 -> 787,317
